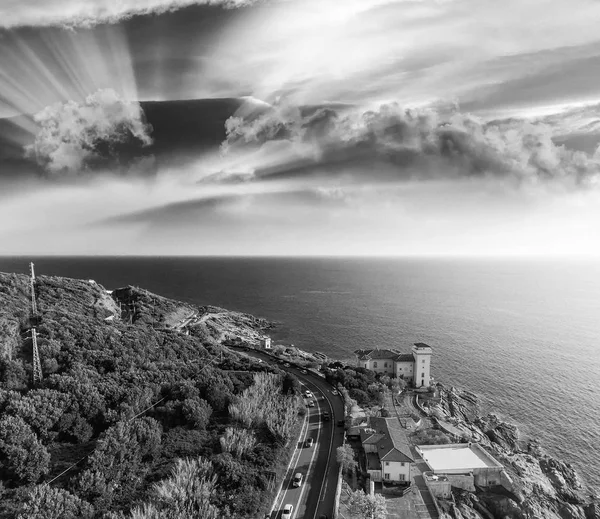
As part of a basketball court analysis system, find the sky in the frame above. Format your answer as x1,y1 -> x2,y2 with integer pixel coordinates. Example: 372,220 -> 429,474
1,0 -> 600,256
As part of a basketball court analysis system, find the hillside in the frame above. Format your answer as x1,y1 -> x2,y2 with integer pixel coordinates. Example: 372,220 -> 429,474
0,271 -> 300,519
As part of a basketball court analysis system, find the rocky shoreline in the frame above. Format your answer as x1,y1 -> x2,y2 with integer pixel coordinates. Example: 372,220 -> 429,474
423,384 -> 599,519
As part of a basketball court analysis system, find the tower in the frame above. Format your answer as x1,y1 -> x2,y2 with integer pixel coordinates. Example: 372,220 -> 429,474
412,343 -> 432,388
31,328 -> 43,385
29,262 -> 43,384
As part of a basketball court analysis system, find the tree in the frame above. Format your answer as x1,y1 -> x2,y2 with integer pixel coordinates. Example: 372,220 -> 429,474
181,397 -> 212,430
348,489 -> 387,519
16,484 -> 94,519
281,372 -> 300,395
0,415 -> 50,483
336,444 -> 357,473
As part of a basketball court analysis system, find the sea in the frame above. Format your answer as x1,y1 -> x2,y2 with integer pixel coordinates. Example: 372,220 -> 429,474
1,256 -> 598,491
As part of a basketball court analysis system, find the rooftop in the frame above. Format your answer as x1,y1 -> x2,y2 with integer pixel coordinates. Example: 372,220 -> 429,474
365,417 -> 414,463
418,444 -> 503,473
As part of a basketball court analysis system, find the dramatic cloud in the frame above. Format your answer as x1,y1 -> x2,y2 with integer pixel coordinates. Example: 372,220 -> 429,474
222,103 -> 600,187
25,89 -> 153,175
0,0 -> 259,29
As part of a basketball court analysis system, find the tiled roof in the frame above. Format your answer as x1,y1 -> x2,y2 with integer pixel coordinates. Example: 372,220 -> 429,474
369,417 -> 414,463
354,348 -> 417,363
362,432 -> 385,444
393,353 -> 415,363
381,448 -> 413,463
354,348 -> 403,360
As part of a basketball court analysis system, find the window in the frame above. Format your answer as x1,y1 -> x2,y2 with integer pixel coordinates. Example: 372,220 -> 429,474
385,462 -> 389,466
400,462 -> 405,467
384,362 -> 387,367
384,473 -> 390,480
422,359 -> 425,363
399,474 -> 406,481
373,362 -> 378,368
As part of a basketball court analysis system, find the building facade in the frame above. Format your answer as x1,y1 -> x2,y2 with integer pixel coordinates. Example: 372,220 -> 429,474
360,417 -> 414,483
354,343 -> 433,387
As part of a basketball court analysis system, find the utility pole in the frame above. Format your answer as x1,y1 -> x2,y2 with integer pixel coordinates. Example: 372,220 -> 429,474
29,262 -> 43,385
32,328 -> 43,385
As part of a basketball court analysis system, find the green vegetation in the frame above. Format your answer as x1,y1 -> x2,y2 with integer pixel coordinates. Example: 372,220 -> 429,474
347,489 -> 387,519
0,272 -> 298,518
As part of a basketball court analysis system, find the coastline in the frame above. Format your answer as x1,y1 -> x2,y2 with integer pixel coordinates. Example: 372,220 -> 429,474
250,341 -> 599,518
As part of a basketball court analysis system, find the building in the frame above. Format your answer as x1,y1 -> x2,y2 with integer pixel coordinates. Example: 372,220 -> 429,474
360,417 -> 414,483
260,337 -> 272,349
417,443 -> 505,489
354,343 -> 433,388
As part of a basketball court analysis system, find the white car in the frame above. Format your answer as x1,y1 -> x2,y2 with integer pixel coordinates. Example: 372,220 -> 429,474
304,390 -> 313,398
307,400 -> 315,407
331,389 -> 338,395
282,504 -> 294,519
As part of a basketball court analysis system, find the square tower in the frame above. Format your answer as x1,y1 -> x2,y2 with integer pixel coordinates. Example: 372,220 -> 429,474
412,343 -> 433,388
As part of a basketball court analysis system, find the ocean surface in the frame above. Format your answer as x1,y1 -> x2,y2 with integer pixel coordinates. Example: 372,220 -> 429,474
1,256 -> 599,490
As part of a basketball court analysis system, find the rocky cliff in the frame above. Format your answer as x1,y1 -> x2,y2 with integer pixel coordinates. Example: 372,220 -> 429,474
424,385 -> 599,519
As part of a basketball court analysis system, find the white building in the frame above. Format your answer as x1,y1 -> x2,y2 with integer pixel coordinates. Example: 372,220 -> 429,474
354,343 -> 433,388
361,417 -> 414,483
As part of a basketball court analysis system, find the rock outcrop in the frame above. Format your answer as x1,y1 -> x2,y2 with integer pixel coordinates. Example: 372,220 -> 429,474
424,385 -> 598,519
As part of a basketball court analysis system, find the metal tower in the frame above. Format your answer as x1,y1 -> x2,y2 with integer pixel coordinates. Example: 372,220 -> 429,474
29,262 -> 37,317
31,328 -> 43,385
29,262 -> 43,384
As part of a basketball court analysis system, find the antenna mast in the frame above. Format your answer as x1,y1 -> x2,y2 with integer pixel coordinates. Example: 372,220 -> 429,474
29,262 -> 43,384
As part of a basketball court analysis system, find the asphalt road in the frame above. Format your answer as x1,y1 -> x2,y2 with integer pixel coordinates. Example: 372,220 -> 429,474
230,347 -> 345,519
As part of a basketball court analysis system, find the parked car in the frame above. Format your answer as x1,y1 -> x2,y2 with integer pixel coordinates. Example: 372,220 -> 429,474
282,504 -> 293,519
284,363 -> 291,368
305,437 -> 314,447
318,515 -> 328,519
331,389 -> 338,395
304,390 -> 313,398
301,369 -> 308,374
322,412 -> 330,421
292,473 -> 303,487
337,420 -> 345,427
307,400 -> 315,407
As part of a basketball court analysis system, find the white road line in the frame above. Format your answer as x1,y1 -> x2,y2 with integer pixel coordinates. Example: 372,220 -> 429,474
295,390 -> 325,517
270,407 -> 310,517
313,388 -> 337,519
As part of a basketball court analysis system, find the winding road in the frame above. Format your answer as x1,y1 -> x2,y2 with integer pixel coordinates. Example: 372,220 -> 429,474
231,347 -> 345,519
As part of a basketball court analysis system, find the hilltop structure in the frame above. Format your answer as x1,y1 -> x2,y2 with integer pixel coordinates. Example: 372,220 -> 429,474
353,343 -> 432,388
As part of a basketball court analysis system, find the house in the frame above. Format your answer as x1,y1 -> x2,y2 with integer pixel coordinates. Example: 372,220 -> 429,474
260,337 -> 272,349
354,343 -> 433,388
360,417 -> 414,483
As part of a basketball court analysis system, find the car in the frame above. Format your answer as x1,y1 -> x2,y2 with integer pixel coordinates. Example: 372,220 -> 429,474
322,412 -> 330,421
282,504 -> 293,519
257,359 -> 263,363
292,472 -> 303,487
307,400 -> 315,407
301,369 -> 307,374
305,437 -> 314,447
337,419 -> 345,427
331,389 -> 338,395
304,390 -> 313,398
284,363 -> 291,368
318,515 -> 328,519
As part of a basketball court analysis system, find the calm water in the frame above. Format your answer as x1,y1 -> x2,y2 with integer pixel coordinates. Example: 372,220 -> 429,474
1,256 -> 599,489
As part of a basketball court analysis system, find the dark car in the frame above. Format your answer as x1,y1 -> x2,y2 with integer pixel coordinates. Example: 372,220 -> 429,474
337,420 -> 345,427
322,412 -> 330,421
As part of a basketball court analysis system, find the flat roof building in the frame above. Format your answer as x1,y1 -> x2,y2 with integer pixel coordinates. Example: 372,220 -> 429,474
417,443 -> 505,488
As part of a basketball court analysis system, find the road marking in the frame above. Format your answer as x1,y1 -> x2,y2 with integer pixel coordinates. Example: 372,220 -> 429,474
270,405 -> 310,517
312,387 -> 337,519
295,388 -> 325,517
